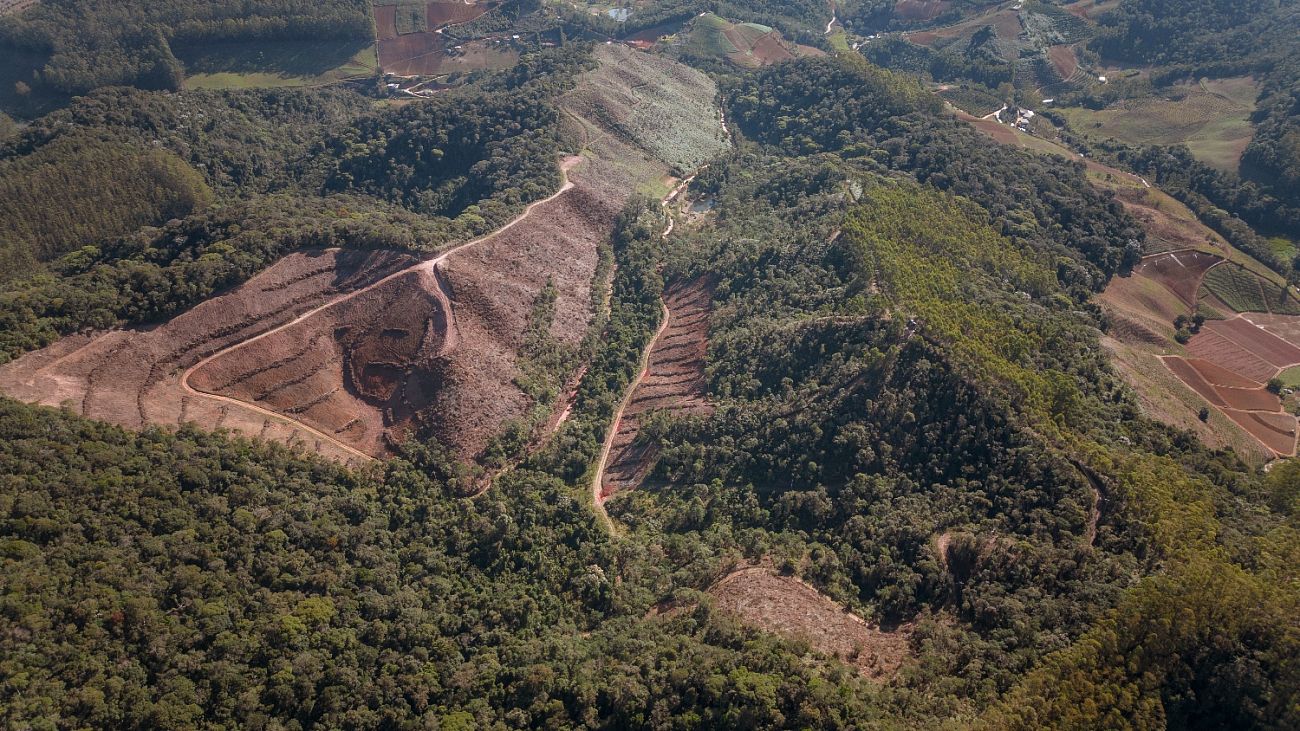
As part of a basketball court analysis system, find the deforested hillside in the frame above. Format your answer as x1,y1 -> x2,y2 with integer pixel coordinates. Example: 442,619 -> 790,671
2,8 -> 1300,730
0,43 -> 727,478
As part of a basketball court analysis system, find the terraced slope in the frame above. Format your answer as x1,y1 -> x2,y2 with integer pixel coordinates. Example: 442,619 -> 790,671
600,277 -> 714,501
0,46 -> 728,468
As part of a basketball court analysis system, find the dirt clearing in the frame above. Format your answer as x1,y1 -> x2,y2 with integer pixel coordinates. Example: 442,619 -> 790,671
709,566 -> 912,680
601,277 -> 714,501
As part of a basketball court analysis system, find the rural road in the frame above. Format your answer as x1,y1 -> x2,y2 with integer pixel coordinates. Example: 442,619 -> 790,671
588,171 -> 694,530
180,157 -> 582,462
590,298 -> 671,533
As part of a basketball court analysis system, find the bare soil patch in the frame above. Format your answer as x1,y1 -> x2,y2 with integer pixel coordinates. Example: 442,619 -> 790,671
374,5 -> 400,40
425,1 -> 489,26
378,32 -> 446,75
1132,250 -> 1222,308
894,0 -> 951,22
1205,318 -> 1300,369
601,277 -> 713,501
1224,409 -> 1297,456
1048,44 -> 1079,80
709,566 -> 912,680
0,249 -> 413,466
1242,312 -> 1300,347
1163,357 -> 1227,407
1186,330 -> 1278,383
1185,357 -> 1263,388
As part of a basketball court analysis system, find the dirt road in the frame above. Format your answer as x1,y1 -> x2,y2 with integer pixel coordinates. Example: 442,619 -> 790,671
180,158 -> 582,461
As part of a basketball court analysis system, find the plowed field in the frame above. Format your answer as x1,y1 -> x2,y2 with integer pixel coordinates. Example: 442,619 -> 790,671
0,249 -> 414,466
600,277 -> 713,500
0,47 -> 729,470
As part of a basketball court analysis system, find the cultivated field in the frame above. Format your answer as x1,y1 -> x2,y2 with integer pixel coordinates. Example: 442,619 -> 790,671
1060,77 -> 1259,172
684,13 -> 808,69
374,1 -> 496,76
708,566 -> 912,680
0,47 -> 728,470
601,277 -> 713,501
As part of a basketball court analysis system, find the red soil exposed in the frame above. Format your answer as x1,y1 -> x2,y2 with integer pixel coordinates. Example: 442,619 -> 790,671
1132,249 -> 1222,308
894,0 -> 951,22
379,32 -> 446,75
599,277 -> 713,501
1243,312 -> 1300,346
1164,314 -> 1300,456
1186,330 -> 1278,383
0,249 -> 414,466
1163,357 -> 1228,407
1048,44 -> 1079,80
1184,357 -> 1264,389
709,566 -> 912,679
1224,409 -> 1297,455
1205,317 -> 1300,368
375,5 -> 400,40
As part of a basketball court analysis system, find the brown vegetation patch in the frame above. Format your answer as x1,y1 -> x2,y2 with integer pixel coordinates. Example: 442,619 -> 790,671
601,277 -> 713,500
1048,44 -> 1079,80
709,566 -> 912,680
1132,250 -> 1222,308
0,249 -> 414,466
1223,409 -> 1297,456
894,0 -> 951,22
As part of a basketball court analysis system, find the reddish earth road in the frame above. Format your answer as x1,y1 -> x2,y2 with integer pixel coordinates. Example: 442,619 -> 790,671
590,299 -> 670,532
180,158 -> 581,462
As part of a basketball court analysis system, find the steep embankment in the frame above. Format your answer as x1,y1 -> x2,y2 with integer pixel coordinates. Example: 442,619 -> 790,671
0,46 -> 728,468
599,277 -> 714,502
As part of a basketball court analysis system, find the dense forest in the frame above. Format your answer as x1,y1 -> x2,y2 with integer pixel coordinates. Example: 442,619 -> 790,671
0,48 -> 591,364
0,3 -> 1299,728
0,0 -> 373,95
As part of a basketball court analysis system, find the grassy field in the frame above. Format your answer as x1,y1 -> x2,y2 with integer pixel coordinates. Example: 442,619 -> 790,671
180,40 -> 378,90
1060,76 -> 1259,172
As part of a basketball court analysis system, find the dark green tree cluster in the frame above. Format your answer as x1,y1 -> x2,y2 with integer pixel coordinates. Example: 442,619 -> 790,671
0,134 -> 213,279
326,91 -> 561,222
0,396 -> 891,728
726,56 -> 1144,290
0,0 -> 373,95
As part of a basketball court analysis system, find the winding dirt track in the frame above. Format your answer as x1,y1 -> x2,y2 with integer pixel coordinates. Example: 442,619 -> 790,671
179,159 -> 578,462
590,299 -> 670,532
